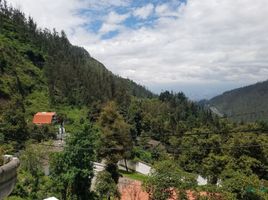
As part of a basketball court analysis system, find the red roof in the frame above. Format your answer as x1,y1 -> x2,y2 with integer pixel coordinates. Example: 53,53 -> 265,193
119,179 -> 222,200
33,112 -> 56,124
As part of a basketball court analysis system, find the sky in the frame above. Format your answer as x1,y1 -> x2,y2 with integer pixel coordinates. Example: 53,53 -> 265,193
7,0 -> 268,100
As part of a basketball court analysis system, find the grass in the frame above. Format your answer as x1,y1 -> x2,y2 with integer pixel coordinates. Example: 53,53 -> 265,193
119,170 -> 148,182
54,105 -> 89,133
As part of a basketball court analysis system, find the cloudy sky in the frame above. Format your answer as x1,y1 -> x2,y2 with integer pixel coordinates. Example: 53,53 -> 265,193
8,0 -> 268,99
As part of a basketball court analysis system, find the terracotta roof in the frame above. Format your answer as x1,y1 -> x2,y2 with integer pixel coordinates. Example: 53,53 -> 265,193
119,178 -> 149,200
119,178 -> 222,200
33,112 -> 56,125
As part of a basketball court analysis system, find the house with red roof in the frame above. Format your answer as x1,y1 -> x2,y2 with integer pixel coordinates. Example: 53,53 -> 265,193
32,112 -> 57,125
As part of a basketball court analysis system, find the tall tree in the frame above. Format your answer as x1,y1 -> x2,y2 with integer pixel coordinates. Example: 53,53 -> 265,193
144,160 -> 197,200
50,124 -> 97,200
98,101 -> 133,179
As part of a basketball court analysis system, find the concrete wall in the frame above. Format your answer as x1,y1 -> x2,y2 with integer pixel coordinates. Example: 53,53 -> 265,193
90,161 -> 106,191
135,161 -> 151,175
0,156 -> 20,200
118,160 -> 152,175
197,175 -> 208,185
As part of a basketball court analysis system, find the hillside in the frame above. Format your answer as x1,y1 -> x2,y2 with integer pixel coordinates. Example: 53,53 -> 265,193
2,2 -> 268,200
0,1 -> 153,140
0,3 -> 153,103
208,80 -> 268,122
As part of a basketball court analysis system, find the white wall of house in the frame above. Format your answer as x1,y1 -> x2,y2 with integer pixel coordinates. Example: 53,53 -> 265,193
197,175 -> 207,185
135,161 -> 151,175
118,160 -> 152,175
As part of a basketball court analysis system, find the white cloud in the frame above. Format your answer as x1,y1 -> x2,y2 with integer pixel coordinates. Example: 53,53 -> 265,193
86,0 -> 130,9
106,11 -> 129,24
87,0 -> 268,88
99,11 -> 129,34
8,0 -> 87,35
133,3 -> 154,19
6,0 -> 268,98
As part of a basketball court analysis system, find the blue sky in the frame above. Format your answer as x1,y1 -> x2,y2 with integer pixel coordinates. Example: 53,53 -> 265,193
77,0 -> 186,39
80,0 -> 185,38
8,0 -> 268,100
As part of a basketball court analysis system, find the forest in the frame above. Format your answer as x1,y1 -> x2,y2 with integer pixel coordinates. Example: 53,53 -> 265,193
207,80 -> 268,122
0,0 -> 268,199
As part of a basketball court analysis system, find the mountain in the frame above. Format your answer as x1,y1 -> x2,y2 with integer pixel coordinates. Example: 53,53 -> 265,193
0,2 -> 153,107
207,80 -> 268,122
0,1 -> 153,141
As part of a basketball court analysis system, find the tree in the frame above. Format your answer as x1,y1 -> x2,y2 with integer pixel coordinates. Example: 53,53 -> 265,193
221,170 -> 268,200
202,154 -> 230,184
95,170 -> 120,200
144,160 -> 197,200
2,97 -> 28,148
98,101 -> 133,178
10,143 -> 56,200
50,124 -> 97,200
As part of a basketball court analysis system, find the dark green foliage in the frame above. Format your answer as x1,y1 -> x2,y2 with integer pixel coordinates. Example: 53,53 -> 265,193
208,80 -> 268,122
28,124 -> 56,142
0,0 -> 152,148
221,170 -> 268,200
98,101 -> 133,164
1,2 -> 268,199
50,125 -> 97,200
95,170 -> 120,199
9,143 -> 56,200
97,101 -> 133,182
2,97 -> 28,148
144,160 -> 197,200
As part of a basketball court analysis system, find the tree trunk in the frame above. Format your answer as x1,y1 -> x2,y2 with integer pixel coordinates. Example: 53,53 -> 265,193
124,158 -> 128,172
209,176 -> 218,185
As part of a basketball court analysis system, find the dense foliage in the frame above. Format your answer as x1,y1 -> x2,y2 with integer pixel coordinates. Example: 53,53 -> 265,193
0,0 -> 152,146
207,80 -> 268,122
1,1 -> 268,199
9,143 -> 56,200
49,125 -> 97,200
144,160 -> 197,200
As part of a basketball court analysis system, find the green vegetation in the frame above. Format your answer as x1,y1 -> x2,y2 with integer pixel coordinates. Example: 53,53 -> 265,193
208,80 -> 268,122
143,160 -> 197,200
95,170 -> 120,200
119,170 -> 148,182
8,143 -> 56,200
97,101 -> 133,183
0,0 -> 152,147
1,1 -> 268,200
50,124 -> 97,200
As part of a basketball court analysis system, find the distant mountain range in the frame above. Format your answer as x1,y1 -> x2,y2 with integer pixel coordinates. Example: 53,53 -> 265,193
205,80 -> 268,122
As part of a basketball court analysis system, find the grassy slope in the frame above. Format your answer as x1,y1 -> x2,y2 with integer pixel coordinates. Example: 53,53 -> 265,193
0,9 -> 152,135
0,29 -> 88,134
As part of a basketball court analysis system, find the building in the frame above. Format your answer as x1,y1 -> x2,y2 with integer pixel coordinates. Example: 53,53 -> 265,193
33,112 -> 57,125
43,197 -> 59,200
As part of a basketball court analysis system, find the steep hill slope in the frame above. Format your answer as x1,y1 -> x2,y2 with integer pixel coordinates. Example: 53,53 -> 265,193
208,80 -> 268,122
0,1 -> 152,142
0,3 -> 153,107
